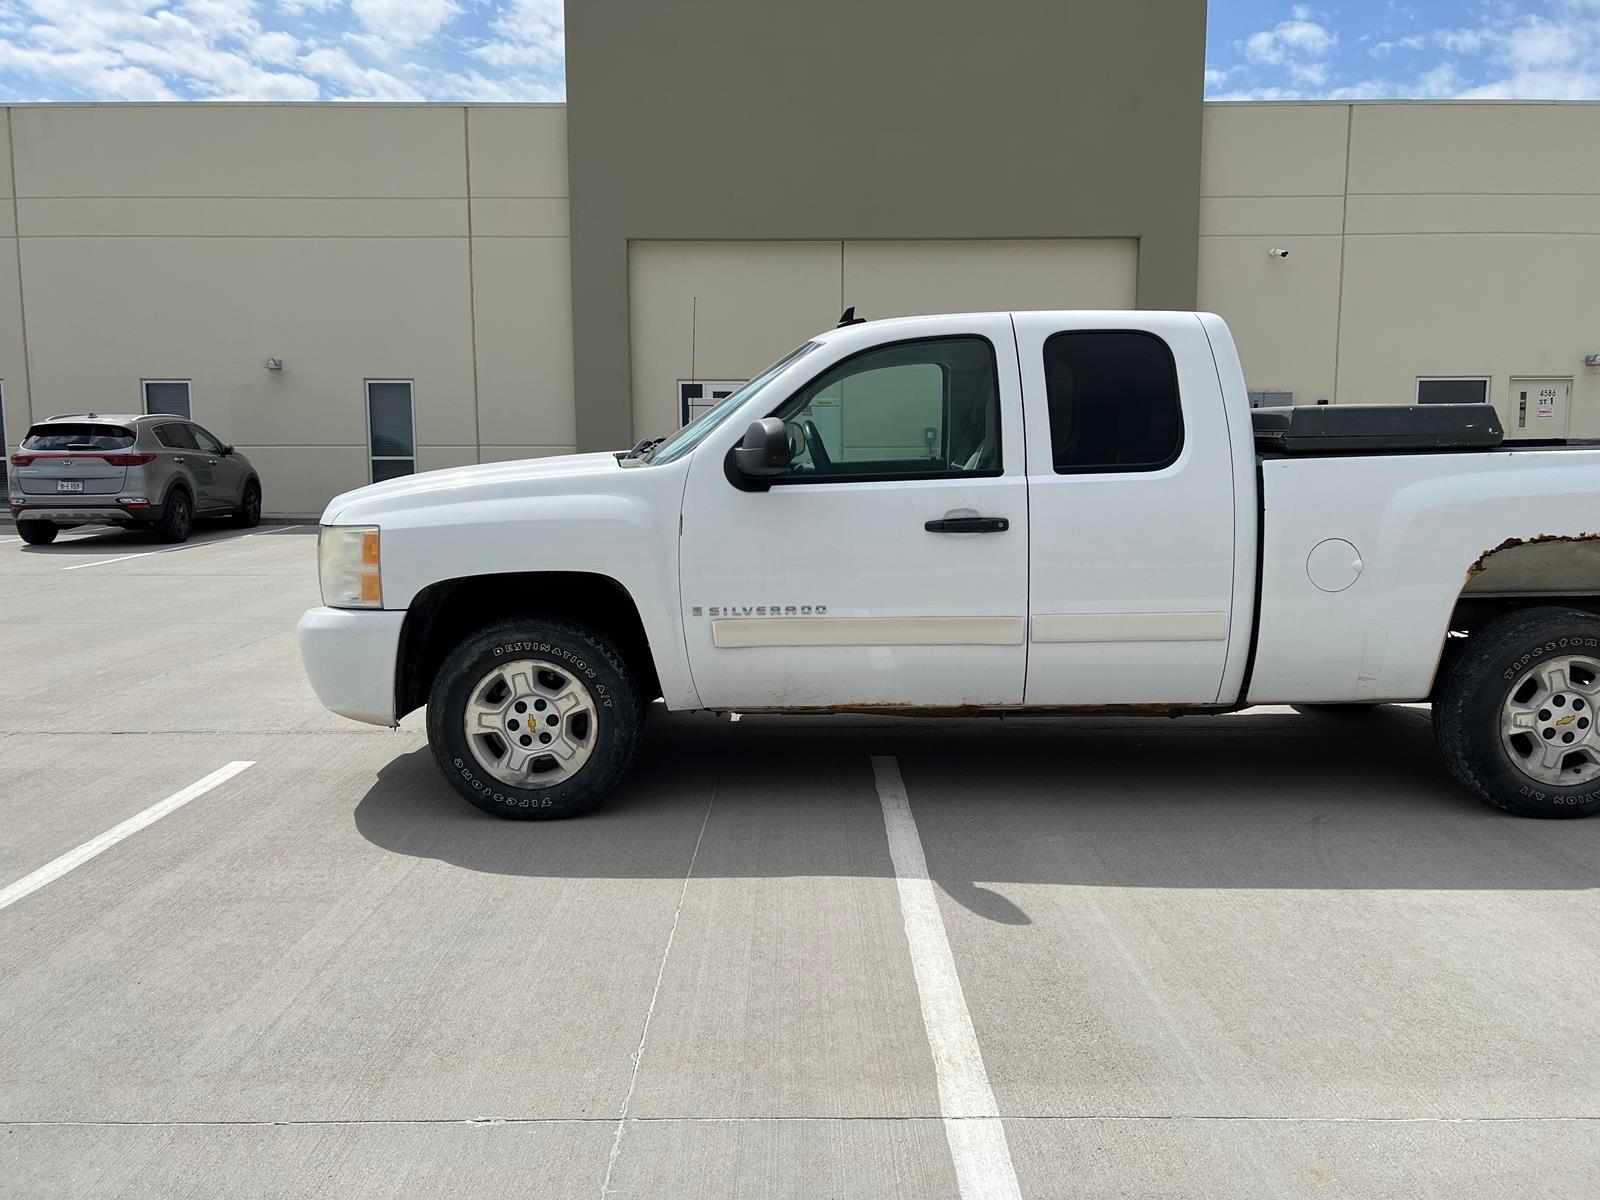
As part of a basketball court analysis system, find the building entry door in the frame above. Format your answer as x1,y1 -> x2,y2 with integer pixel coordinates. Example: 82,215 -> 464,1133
1509,377 -> 1572,440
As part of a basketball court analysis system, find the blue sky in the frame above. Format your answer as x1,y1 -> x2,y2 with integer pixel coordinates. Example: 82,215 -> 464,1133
1207,1 -> 1600,99
0,1 -> 1595,103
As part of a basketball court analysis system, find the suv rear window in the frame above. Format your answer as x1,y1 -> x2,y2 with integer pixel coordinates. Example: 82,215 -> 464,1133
22,423 -> 136,451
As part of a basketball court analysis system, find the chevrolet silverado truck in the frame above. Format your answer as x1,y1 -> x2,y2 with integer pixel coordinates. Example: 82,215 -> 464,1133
298,310 -> 1600,820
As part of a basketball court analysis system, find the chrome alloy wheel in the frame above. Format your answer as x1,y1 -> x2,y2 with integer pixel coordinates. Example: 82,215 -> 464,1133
463,658 -> 598,788
1500,653 -> 1600,786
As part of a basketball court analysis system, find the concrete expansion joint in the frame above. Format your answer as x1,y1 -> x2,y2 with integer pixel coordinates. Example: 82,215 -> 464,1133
4,1114 -> 1597,1128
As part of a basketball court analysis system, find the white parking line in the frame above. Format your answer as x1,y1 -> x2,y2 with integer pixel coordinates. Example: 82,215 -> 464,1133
0,761 -> 255,913
871,755 -> 1022,1200
62,527 -> 300,571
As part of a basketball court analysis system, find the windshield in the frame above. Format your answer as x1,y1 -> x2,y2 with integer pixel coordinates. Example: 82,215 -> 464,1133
647,342 -> 819,466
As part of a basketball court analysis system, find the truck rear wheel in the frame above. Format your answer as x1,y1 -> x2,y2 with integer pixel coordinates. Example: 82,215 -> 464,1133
425,618 -> 644,819
1434,606 -> 1600,818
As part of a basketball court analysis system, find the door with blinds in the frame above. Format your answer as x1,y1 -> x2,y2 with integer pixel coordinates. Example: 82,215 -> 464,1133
366,381 -> 416,482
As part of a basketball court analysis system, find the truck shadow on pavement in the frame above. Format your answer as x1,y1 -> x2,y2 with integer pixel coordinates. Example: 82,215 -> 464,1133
352,706 -> 1600,924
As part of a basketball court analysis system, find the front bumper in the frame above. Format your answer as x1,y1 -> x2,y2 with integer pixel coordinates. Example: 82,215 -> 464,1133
297,606 -> 406,727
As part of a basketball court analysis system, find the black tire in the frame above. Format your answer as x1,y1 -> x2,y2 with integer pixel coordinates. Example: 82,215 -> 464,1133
17,521 -> 58,545
155,488 -> 193,543
426,618 -> 644,819
233,480 -> 262,528
1434,606 -> 1600,818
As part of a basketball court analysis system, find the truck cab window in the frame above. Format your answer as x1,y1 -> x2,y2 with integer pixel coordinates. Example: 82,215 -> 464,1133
1044,331 -> 1182,473
773,336 -> 1000,482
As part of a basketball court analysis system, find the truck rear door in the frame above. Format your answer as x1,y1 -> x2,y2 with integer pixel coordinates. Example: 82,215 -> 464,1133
1014,312 -> 1240,705
678,314 -> 1029,710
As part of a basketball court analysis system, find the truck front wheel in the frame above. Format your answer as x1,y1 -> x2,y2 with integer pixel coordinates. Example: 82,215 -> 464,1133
1434,606 -> 1600,818
425,618 -> 644,819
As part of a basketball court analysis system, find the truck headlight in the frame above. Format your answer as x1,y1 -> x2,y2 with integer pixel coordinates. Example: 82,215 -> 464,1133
319,525 -> 383,609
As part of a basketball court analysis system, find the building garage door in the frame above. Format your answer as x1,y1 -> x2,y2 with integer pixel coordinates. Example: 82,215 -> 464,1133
628,239 -> 1137,440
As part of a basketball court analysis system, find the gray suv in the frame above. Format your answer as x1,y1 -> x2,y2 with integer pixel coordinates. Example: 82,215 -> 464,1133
7,414 -> 261,545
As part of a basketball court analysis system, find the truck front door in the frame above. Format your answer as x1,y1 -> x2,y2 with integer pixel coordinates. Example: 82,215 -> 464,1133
1014,312 -> 1240,705
678,316 -> 1029,710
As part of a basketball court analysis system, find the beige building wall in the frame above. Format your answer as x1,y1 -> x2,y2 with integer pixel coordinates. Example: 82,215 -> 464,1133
0,111 -> 29,477
628,238 -> 1136,438
1199,101 -> 1600,439
5,99 -> 1600,519
1,103 -> 573,516
628,240 -> 842,440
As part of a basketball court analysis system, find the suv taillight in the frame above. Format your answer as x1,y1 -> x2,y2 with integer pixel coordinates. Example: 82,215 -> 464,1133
104,453 -> 157,466
10,454 -> 33,467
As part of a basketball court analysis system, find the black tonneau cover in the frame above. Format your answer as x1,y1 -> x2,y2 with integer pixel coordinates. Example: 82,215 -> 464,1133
1252,403 -> 1504,455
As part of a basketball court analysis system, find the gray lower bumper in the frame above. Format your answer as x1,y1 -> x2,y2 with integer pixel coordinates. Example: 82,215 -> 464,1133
11,502 -> 155,523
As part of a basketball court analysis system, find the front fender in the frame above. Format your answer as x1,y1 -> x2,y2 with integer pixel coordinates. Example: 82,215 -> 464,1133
362,463 -> 696,710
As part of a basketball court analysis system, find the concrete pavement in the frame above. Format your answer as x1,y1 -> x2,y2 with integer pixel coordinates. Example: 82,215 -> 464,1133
1,525 -> 1597,1198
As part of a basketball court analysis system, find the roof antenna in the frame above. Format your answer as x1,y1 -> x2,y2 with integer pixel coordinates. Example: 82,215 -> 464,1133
837,306 -> 866,327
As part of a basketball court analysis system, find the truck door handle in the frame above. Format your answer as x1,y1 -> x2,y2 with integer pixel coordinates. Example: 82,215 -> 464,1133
924,516 -> 1009,533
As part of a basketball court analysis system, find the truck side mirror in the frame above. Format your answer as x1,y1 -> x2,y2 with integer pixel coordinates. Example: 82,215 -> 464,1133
731,417 -> 791,479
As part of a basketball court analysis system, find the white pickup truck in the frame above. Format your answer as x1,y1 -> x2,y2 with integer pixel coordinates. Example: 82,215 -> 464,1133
299,310 -> 1600,821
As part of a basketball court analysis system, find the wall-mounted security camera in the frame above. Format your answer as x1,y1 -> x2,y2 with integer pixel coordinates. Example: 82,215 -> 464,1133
1268,247 -> 1290,259
264,357 -> 283,371
1585,353 -> 1600,367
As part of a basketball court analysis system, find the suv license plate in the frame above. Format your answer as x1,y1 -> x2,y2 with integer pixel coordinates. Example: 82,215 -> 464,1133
56,480 -> 84,493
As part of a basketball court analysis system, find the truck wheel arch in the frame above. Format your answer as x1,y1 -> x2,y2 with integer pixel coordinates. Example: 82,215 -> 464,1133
394,572 -> 662,719
1433,533 -> 1600,697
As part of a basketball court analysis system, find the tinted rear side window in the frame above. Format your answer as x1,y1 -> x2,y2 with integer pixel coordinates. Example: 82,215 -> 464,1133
1043,331 -> 1183,473
22,423 -> 136,451
155,423 -> 197,450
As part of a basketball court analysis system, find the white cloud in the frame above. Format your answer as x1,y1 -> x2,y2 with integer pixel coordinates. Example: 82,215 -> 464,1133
349,0 -> 457,51
0,0 -> 321,100
1460,67 -> 1600,98
1325,79 -> 1391,99
298,45 -> 418,98
1243,16 -> 1338,66
1209,85 -> 1308,101
0,39 -> 176,99
1435,28 -> 1489,54
1505,16 -> 1579,66
254,28 -> 299,65
1416,61 -> 1461,96
1461,4 -> 1600,98
1212,0 -> 1600,101
1370,34 -> 1425,55
471,0 -> 562,72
